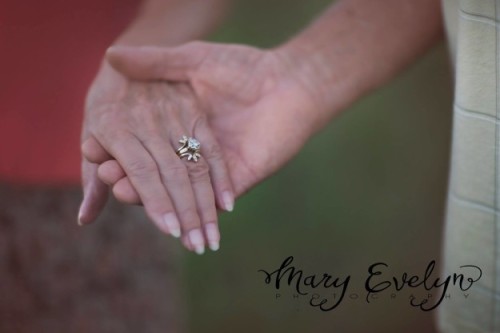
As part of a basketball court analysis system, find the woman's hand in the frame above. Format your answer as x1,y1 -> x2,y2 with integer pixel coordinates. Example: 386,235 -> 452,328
80,65 -> 233,254
97,42 -> 323,204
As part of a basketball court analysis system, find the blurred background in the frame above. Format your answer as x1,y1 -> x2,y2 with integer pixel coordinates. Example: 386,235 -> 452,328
0,0 -> 454,332
182,0 -> 454,332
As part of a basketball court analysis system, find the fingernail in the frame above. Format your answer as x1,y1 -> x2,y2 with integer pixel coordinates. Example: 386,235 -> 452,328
106,46 -> 121,54
163,213 -> 181,238
205,223 -> 220,251
222,191 -> 234,212
77,203 -> 85,226
182,234 -> 192,250
188,229 -> 205,255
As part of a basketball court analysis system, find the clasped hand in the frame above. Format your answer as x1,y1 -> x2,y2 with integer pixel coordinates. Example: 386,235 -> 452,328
79,41 -> 321,254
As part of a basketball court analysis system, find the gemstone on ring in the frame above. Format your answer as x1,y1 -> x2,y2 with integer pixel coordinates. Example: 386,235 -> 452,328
187,137 -> 201,150
176,136 -> 201,162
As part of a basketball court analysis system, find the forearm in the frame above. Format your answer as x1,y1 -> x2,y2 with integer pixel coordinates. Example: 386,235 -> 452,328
278,0 -> 443,129
97,0 -> 229,77
115,0 -> 230,46
88,0 -> 229,106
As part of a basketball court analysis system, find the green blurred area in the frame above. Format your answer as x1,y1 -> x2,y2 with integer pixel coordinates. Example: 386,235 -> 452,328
183,1 -> 453,332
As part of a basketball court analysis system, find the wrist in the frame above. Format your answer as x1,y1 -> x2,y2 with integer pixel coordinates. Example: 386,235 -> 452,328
111,0 -> 230,48
273,0 -> 443,132
273,38 -> 367,131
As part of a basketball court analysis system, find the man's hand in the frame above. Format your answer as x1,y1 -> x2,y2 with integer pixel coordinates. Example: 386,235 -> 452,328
86,0 -> 443,224
97,42 -> 322,204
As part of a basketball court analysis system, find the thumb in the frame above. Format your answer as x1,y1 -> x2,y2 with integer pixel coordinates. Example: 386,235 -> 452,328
106,43 -> 208,81
78,159 -> 109,225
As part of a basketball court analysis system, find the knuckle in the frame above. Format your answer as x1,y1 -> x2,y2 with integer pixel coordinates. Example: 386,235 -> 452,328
127,159 -> 157,179
98,161 -> 123,184
138,132 -> 161,147
100,130 -> 130,147
112,180 -> 139,205
163,162 -> 189,182
146,200 -> 170,215
200,209 -> 217,225
132,106 -> 159,126
178,207 -> 201,230
140,191 -> 171,215
185,160 -> 210,182
94,109 -> 123,130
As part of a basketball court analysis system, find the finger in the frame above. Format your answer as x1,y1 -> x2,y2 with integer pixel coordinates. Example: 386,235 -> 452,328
194,121 -> 235,213
182,156 -> 220,252
94,134 -> 214,253
170,115 -> 220,251
100,132 -> 181,238
138,131 -> 207,254
98,160 -> 126,185
176,90 -> 224,250
204,222 -> 220,253
78,159 -> 109,225
82,136 -> 113,164
98,160 -> 142,204
100,127 -> 223,251
112,177 -> 141,205
182,234 -> 193,252
106,42 -> 210,81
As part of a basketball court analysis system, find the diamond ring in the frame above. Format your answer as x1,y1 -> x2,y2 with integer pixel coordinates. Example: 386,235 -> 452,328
176,136 -> 201,162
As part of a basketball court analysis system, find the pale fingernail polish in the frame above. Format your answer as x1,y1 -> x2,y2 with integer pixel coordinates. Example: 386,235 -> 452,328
205,223 -> 220,251
222,191 -> 234,212
182,235 -> 192,250
77,204 -> 85,226
188,229 -> 205,255
77,212 -> 83,226
163,213 -> 181,238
